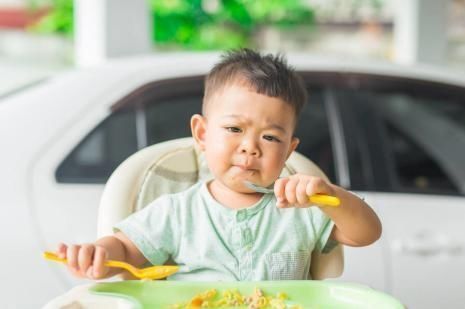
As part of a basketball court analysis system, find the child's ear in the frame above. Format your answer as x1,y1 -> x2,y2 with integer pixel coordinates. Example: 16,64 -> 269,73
286,137 -> 300,159
191,114 -> 207,151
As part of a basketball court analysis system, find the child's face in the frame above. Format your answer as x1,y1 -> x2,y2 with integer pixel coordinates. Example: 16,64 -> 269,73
192,83 -> 299,193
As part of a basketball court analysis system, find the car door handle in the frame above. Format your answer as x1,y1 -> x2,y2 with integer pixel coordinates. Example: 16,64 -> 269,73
399,242 -> 464,256
394,232 -> 464,257
397,242 -> 442,256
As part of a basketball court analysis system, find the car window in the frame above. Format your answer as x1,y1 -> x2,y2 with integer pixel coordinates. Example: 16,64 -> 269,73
339,81 -> 465,196
55,109 -> 138,183
381,94 -> 465,195
295,87 -> 336,184
55,79 -> 336,185
145,96 -> 202,145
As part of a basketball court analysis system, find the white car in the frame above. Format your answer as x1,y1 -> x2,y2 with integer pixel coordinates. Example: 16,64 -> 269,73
1,53 -> 464,308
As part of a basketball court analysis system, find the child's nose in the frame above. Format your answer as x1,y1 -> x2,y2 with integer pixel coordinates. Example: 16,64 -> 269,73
239,138 -> 260,156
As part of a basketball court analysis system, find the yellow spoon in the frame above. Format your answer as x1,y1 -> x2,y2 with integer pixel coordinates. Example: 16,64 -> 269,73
43,251 -> 179,280
245,181 -> 340,207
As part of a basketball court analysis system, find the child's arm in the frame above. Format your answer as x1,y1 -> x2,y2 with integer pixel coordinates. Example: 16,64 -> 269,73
274,174 -> 382,247
56,231 -> 147,279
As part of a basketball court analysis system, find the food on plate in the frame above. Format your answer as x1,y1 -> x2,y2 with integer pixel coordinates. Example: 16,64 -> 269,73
170,287 -> 303,309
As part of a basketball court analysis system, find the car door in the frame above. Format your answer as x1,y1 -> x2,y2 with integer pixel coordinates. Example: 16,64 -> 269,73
333,75 -> 465,309
299,73 -> 387,292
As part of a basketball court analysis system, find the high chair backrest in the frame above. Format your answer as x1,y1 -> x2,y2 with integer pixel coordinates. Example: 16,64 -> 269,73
97,137 -> 343,279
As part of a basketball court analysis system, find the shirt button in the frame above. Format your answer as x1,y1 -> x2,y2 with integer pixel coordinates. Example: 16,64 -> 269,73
236,211 -> 246,222
243,228 -> 253,244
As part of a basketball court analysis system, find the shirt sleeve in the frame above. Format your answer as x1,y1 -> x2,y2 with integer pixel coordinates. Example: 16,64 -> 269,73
114,195 -> 178,265
309,207 -> 337,254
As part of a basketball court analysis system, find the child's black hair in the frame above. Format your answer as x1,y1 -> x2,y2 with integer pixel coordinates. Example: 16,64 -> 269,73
203,48 -> 307,121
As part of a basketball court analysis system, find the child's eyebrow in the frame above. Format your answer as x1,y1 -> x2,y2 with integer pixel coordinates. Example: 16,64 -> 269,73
221,114 -> 287,133
264,124 -> 287,133
221,114 -> 242,119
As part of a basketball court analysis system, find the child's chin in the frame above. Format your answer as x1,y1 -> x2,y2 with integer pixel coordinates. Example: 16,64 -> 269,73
225,179 -> 254,193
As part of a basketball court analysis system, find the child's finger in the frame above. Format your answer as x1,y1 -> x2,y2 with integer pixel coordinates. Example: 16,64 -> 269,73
284,177 -> 299,205
274,178 -> 289,207
296,179 -> 310,206
86,266 -> 95,279
78,244 -> 95,276
276,198 -> 289,208
57,243 -> 68,259
66,244 -> 81,271
306,177 -> 330,196
69,267 -> 85,278
92,246 -> 109,279
274,178 -> 287,199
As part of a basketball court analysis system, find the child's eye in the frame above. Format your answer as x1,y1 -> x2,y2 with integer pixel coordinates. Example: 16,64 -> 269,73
263,135 -> 281,143
226,127 -> 242,133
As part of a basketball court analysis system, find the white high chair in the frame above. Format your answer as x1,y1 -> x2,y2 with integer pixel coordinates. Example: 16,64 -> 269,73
97,137 -> 343,279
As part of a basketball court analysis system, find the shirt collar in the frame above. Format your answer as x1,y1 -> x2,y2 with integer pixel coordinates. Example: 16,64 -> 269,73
200,181 -> 273,219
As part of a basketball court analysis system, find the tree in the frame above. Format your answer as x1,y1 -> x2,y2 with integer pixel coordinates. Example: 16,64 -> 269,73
30,0 -> 315,50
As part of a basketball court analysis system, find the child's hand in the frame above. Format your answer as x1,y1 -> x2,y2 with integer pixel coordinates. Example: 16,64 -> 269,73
57,242 -> 110,279
274,174 -> 336,208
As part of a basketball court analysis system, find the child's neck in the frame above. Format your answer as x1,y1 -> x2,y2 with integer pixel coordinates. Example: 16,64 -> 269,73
208,180 -> 263,210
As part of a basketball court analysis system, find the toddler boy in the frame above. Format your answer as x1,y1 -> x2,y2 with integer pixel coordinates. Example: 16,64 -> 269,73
57,49 -> 381,281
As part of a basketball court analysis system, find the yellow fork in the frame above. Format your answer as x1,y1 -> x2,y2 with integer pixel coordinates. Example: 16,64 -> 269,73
244,181 -> 341,207
43,251 -> 179,280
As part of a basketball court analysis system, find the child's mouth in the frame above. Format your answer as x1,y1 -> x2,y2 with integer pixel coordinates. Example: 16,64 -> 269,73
234,165 -> 257,173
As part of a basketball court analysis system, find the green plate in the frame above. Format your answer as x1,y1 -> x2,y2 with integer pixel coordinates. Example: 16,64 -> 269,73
90,280 -> 404,308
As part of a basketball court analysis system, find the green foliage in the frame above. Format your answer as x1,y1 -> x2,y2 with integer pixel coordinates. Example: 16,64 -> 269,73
29,0 -> 316,50
245,0 -> 315,27
29,0 -> 73,37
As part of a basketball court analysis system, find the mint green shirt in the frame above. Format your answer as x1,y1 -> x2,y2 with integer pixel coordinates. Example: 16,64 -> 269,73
115,181 -> 334,281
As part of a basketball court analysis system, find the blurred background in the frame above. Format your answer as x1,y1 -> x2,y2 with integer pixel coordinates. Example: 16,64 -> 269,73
2,1 -> 465,308
1,0 -> 465,94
